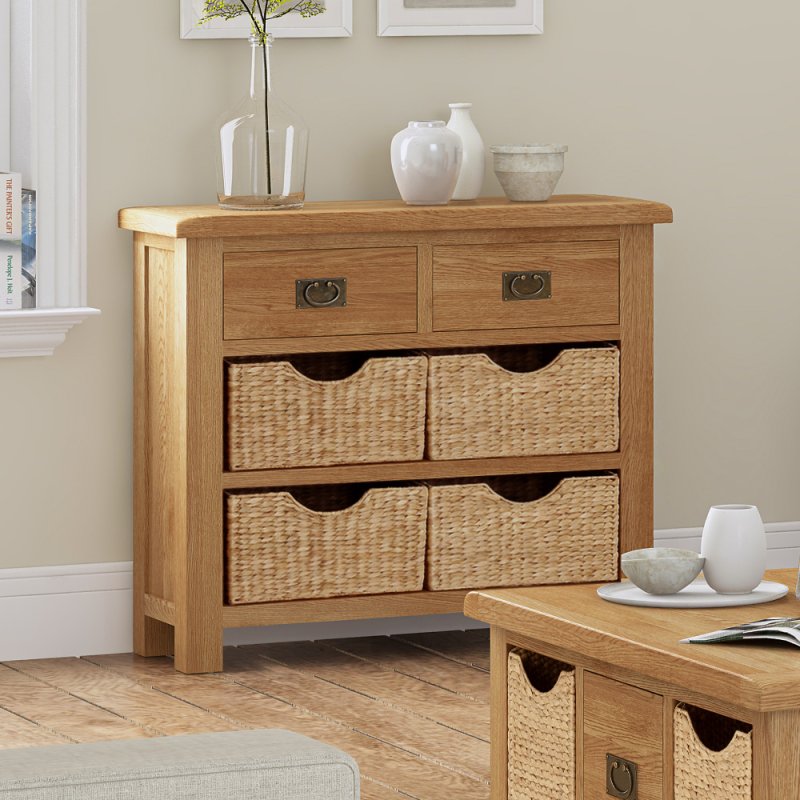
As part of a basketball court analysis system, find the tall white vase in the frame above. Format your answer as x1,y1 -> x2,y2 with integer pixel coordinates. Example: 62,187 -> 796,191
446,103 -> 485,200
700,504 -> 767,594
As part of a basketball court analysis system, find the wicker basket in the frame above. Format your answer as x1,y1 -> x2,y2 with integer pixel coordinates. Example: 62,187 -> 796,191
426,474 -> 619,590
674,705 -> 752,800
227,355 -> 428,470
507,649 -> 575,800
426,346 -> 619,460
226,485 -> 427,603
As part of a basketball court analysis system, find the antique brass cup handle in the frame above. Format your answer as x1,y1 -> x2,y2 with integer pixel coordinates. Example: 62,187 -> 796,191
296,277 -> 347,309
606,754 -> 637,799
502,271 -> 552,301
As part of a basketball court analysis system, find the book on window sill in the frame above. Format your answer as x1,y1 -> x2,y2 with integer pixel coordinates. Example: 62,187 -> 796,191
2,172 -> 21,241
21,188 -> 36,308
683,617 -> 800,647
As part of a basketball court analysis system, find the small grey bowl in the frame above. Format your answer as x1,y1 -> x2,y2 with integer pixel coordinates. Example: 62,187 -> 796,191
620,548 -> 705,595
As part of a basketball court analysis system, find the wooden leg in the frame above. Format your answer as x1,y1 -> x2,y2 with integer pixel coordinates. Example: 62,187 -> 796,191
134,615 -> 173,658
619,224 -> 655,558
490,626 -> 508,800
752,709 -> 800,800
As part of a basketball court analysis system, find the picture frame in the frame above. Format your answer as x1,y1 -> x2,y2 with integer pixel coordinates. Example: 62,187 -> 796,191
377,0 -> 543,37
180,0 -> 353,39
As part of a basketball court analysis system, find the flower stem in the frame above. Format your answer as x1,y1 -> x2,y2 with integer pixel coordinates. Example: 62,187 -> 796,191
261,38 -> 272,195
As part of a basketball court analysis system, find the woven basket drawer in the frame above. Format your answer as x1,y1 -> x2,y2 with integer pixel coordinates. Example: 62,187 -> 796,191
227,355 -> 427,470
426,474 -> 619,590
674,705 -> 752,800
226,486 -> 427,603
426,346 -> 619,460
508,649 -> 575,800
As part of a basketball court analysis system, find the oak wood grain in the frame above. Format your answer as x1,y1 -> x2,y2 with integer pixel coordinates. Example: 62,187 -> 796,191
221,452 -> 622,489
119,196 -> 673,238
395,629 -> 490,672
432,241 -> 619,332
7,657 -> 240,735
465,570 -> 800,713
490,627 -> 508,800
86,652 -> 488,800
328,636 -> 490,703
133,239 -> 173,657
619,224 -> 654,558
174,238 -> 224,674
223,247 -> 418,340
220,225 -> 622,253
0,664 -> 154,742
0,707 -> 69,748
246,640 -> 490,740
222,589 -> 471,627
583,672 -> 662,800
223,647 -> 488,781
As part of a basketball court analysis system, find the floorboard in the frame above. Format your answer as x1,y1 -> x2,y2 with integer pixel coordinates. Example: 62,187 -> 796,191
0,630 -> 490,800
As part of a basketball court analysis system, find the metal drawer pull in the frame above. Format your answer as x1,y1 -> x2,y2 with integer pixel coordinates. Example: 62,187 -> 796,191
606,754 -> 637,799
296,277 -> 347,309
503,270 -> 551,302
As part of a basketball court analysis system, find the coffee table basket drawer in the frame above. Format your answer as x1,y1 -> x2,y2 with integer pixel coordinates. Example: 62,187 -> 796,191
508,649 -> 576,800
226,485 -> 427,604
426,474 -> 618,590
426,346 -> 619,460
674,705 -> 752,800
227,354 -> 427,470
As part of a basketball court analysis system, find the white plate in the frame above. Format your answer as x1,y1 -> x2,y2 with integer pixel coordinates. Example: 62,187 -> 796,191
597,579 -> 788,608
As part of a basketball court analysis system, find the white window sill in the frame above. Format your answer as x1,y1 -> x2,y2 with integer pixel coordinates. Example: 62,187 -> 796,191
0,307 -> 100,357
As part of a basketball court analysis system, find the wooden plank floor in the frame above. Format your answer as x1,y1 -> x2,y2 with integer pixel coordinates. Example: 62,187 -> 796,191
0,629 -> 490,800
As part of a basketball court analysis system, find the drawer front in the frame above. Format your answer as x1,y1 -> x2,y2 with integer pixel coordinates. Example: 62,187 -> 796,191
223,247 -> 418,340
583,672 -> 662,800
432,241 -> 619,332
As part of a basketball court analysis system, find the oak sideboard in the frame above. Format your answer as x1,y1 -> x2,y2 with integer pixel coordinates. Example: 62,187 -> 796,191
119,196 -> 672,673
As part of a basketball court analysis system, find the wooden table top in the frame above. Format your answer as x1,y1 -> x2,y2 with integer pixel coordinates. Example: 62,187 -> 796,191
465,569 -> 800,713
118,195 -> 673,238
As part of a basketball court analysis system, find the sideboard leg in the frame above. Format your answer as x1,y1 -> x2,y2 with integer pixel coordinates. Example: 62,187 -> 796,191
171,238 -> 225,675
134,615 -> 173,658
619,224 -> 655,558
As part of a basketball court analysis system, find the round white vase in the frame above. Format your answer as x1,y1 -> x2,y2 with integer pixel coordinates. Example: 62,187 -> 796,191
391,121 -> 462,206
446,103 -> 485,200
700,504 -> 767,594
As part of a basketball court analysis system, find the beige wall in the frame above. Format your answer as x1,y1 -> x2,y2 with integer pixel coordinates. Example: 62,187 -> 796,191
2,0 -> 799,568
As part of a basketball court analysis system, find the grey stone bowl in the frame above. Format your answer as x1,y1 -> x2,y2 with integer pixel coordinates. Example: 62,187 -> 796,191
620,548 -> 705,595
490,144 -> 568,202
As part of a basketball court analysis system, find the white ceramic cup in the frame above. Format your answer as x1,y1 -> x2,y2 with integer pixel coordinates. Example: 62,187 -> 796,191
700,504 -> 766,594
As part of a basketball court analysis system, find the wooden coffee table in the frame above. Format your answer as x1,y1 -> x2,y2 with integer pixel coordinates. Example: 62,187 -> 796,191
464,568 -> 800,800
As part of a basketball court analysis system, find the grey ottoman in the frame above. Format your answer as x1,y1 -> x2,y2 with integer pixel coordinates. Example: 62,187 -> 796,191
0,729 -> 360,800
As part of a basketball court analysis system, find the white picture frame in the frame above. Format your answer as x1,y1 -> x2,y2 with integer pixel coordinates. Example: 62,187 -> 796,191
377,0 -> 542,36
180,0 -> 353,39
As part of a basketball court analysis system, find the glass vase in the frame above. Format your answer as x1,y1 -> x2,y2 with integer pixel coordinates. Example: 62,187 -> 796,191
216,34 -> 308,210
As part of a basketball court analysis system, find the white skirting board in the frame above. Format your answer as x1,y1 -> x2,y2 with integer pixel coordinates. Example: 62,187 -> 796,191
1,523 -> 799,662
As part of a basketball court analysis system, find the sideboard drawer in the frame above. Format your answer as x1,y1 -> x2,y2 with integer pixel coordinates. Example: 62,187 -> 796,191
223,247 -> 418,340
432,241 -> 619,332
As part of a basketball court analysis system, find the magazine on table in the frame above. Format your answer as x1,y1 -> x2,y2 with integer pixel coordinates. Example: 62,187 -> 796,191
682,617 -> 800,647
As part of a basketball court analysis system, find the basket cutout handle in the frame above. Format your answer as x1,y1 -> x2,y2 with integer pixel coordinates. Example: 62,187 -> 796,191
511,649 -> 574,694
677,704 -> 751,753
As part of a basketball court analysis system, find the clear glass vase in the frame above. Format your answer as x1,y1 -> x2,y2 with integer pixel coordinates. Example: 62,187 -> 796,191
217,34 -> 308,210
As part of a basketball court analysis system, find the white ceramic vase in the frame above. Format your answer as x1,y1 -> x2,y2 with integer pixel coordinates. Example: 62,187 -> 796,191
700,504 -> 767,594
446,103 -> 485,200
390,121 -> 462,206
